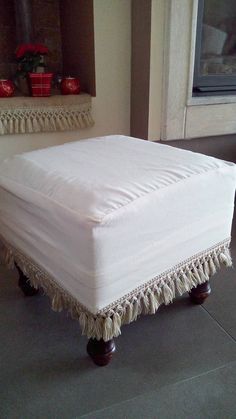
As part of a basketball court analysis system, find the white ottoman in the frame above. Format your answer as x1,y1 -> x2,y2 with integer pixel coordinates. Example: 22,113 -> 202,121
0,135 -> 235,365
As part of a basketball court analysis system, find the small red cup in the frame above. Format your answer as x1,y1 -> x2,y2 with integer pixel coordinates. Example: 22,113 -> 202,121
61,77 -> 80,95
0,79 -> 15,97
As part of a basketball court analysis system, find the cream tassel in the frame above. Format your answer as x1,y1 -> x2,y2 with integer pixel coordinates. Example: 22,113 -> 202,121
192,265 -> 201,283
181,272 -> 192,292
148,290 -> 159,314
203,259 -> 210,278
131,298 -> 140,321
169,280 -> 176,299
70,305 -> 80,320
0,119 -> 4,134
220,250 -> 232,267
79,312 -> 88,335
87,316 -> 95,338
123,301 -> 133,323
213,252 -> 221,269
103,317 -> 113,341
141,292 -> 150,314
175,276 -> 186,295
162,283 -> 173,305
28,277 -> 38,289
153,287 -> 162,307
197,265 -> 207,284
209,257 -> 217,275
0,245 -> 14,269
225,247 -> 232,264
94,317 -> 103,340
187,270 -> 197,288
112,312 -> 121,337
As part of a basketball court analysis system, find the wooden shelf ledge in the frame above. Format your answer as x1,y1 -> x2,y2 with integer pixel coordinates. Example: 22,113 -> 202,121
0,93 -> 94,135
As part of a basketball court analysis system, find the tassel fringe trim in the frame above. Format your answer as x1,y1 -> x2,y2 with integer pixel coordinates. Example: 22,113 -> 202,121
0,238 -> 232,341
0,103 -> 94,135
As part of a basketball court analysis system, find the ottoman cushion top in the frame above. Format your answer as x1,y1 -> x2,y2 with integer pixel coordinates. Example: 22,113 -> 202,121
0,135 -> 232,224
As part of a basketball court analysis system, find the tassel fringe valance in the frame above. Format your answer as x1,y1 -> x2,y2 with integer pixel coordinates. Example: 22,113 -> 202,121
0,94 -> 94,135
0,238 -> 232,341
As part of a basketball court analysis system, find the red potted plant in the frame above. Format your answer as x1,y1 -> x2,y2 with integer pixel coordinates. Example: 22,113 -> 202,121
15,43 -> 53,96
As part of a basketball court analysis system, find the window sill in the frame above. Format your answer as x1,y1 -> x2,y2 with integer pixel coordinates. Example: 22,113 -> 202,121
187,95 -> 236,107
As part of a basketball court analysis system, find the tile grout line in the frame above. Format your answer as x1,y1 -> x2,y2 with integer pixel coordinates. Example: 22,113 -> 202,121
77,360 -> 236,419
201,304 -> 236,343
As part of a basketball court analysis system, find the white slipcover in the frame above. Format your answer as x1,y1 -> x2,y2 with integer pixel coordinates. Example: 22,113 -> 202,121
0,135 -> 235,315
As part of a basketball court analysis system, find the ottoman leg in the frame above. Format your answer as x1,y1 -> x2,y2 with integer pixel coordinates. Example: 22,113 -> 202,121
87,338 -> 116,366
16,264 -> 39,297
189,281 -> 211,304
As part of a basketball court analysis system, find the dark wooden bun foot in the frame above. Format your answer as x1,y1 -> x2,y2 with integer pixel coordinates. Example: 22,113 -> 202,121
16,265 -> 39,296
87,338 -> 116,366
189,281 -> 211,304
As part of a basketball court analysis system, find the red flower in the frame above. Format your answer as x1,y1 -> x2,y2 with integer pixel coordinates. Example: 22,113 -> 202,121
15,43 -> 49,58
34,44 -> 49,55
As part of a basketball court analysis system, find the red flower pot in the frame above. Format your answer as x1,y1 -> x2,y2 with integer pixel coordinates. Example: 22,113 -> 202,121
0,79 -> 15,97
61,77 -> 80,95
29,73 -> 53,97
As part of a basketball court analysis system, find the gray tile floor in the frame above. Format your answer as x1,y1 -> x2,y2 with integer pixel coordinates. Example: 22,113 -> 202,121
1,236 -> 236,419
1,140 -> 236,418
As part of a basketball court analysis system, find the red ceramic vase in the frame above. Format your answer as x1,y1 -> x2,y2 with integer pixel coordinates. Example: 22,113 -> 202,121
61,77 -> 80,95
0,79 -> 15,97
28,73 -> 53,97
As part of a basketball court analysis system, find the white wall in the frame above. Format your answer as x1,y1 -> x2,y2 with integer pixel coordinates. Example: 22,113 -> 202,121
92,0 -> 131,137
0,0 -> 131,162
148,0 -> 165,141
